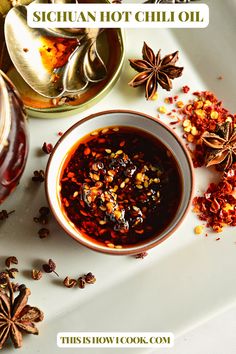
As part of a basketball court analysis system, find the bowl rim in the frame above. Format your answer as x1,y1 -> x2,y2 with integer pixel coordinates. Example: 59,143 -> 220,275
45,109 -> 195,255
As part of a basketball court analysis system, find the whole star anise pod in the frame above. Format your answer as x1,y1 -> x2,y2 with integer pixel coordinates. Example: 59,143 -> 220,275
128,42 -> 184,100
0,276 -> 44,349
202,121 -> 236,170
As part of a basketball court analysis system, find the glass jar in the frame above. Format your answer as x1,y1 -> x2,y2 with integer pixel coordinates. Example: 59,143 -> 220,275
0,70 -> 29,203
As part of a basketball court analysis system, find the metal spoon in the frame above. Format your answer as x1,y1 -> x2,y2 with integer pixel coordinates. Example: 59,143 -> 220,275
63,28 -> 107,93
4,4 -> 107,98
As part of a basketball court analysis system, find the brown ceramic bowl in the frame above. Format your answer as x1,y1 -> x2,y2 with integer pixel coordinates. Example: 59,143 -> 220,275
45,110 -> 194,255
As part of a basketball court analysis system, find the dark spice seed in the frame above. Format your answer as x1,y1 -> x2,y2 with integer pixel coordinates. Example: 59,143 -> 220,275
34,215 -> 48,225
5,256 -> 18,268
78,277 -> 86,289
0,210 -> 15,220
84,272 -> 96,284
38,228 -> 50,239
32,170 -> 45,183
42,142 -> 53,154
42,259 -> 59,277
39,207 -> 50,216
63,276 -> 77,288
32,269 -> 43,280
34,207 -> 50,225
135,252 -> 148,259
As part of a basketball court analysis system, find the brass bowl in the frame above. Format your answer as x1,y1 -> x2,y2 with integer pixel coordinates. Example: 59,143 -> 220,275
0,3 -> 125,118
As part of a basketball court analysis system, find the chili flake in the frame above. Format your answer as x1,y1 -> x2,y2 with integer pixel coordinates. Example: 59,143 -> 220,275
173,91 -> 236,168
182,85 -> 190,93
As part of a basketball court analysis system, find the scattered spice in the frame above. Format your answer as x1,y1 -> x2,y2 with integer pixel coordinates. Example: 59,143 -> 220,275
128,42 -> 183,100
163,90 -> 236,233
78,277 -> 86,289
193,165 -> 236,232
42,142 -> 53,154
63,277 -> 77,288
5,256 -> 18,268
217,76 -> 224,80
38,228 -> 50,239
135,251 -> 148,259
0,210 -> 15,220
32,270 -> 42,281
84,272 -> 96,284
42,259 -> 59,277
32,170 -> 45,183
39,206 -> 50,216
34,207 -> 50,225
0,276 -> 44,349
58,131 -> 63,136
167,91 -> 236,169
23,48 -> 29,53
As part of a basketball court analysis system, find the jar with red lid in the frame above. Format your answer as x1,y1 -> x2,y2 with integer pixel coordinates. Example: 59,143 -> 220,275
0,70 -> 29,203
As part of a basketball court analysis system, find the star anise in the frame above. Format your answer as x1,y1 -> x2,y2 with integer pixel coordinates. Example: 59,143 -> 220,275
0,276 -> 44,349
128,42 -> 184,100
202,121 -> 236,170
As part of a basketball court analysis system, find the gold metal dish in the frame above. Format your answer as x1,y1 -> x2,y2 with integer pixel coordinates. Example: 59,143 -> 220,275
0,1 -> 125,118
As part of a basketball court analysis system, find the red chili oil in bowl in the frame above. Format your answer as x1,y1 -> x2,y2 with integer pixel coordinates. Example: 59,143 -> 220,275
59,126 -> 182,249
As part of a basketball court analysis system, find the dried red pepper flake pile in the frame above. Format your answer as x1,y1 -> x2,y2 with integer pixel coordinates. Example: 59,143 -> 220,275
193,166 -> 236,233
179,91 -> 234,141
163,89 -> 236,233
164,90 -> 236,168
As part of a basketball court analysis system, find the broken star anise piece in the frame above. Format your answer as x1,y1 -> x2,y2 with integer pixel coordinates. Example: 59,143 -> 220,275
202,121 -> 236,170
0,276 -> 44,349
128,42 -> 184,100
